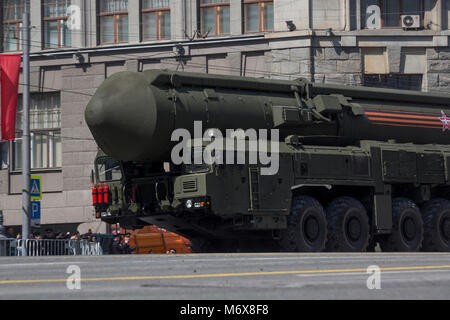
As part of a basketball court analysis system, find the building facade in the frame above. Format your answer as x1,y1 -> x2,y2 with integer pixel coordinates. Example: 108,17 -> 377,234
1,0 -> 450,233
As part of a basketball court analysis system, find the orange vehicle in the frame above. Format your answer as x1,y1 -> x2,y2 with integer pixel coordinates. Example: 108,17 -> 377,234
123,226 -> 192,254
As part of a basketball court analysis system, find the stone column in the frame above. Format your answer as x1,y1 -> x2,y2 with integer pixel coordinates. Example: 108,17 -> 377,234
344,0 -> 351,31
171,0 -> 185,41
356,0 -> 361,30
30,0 -> 42,52
128,0 -> 140,44
274,0 -> 310,31
230,0 -> 242,35
70,0 -> 85,48
86,0 -> 98,47
187,0 -> 199,36
425,0 -> 442,31
435,0 -> 443,31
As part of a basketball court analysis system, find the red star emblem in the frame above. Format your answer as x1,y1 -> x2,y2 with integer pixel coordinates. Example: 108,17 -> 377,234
439,110 -> 450,132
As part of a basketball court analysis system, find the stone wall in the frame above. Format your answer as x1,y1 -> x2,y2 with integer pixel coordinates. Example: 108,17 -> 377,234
427,48 -> 450,92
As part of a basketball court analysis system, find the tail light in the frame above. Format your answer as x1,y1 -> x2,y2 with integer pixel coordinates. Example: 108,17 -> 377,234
92,185 -> 98,205
103,182 -> 110,204
97,183 -> 104,204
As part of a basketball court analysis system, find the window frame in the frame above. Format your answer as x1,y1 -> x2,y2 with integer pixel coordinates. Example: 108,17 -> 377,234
95,156 -> 122,182
97,0 -> 129,45
2,0 -> 29,52
12,92 -> 62,171
141,0 -> 171,41
243,0 -> 273,33
12,130 -> 62,171
199,0 -> 230,36
362,0 -> 425,29
363,74 -> 423,91
42,0 -> 72,49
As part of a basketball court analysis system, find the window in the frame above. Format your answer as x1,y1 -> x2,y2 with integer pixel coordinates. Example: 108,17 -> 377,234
361,0 -> 423,28
96,157 -> 122,182
42,0 -> 72,48
13,92 -> 62,170
364,74 -> 423,91
200,0 -> 230,36
98,0 -> 128,44
244,0 -> 273,33
142,0 -> 170,41
2,0 -> 30,52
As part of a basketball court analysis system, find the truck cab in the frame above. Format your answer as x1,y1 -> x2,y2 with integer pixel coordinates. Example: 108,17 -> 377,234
92,147 -> 218,230
91,138 -> 291,252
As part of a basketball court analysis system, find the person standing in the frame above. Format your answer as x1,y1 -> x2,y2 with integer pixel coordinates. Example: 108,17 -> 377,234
5,227 -> 15,239
119,235 -> 136,254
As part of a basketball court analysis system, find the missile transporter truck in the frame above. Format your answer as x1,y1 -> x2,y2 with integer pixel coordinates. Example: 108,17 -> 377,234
86,70 -> 450,252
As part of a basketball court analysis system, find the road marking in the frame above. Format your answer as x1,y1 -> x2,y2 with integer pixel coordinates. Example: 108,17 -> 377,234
1,265 -> 450,285
295,269 -> 450,278
0,261 -> 87,268
1,252 -> 448,263
1,254 -> 449,267
90,256 -> 450,265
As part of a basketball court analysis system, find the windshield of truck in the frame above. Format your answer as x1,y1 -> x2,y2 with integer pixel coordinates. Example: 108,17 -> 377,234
96,157 -> 122,182
183,148 -> 211,174
184,163 -> 211,173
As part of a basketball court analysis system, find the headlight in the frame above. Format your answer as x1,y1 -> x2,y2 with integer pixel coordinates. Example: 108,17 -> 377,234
184,198 -> 211,210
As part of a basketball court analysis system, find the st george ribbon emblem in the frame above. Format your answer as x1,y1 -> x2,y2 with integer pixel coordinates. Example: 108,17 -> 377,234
439,110 -> 450,132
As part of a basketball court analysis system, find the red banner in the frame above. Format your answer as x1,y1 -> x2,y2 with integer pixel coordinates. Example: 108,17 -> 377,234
0,54 -> 21,141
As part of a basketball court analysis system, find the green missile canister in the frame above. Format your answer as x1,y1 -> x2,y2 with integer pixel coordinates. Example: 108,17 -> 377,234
85,70 -> 450,162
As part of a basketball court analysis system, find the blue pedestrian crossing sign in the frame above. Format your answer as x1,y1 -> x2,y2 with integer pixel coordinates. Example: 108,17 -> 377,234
30,176 -> 42,200
31,201 -> 41,227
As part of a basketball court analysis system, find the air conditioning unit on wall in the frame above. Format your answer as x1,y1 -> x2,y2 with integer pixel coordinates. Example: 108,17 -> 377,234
401,15 -> 421,29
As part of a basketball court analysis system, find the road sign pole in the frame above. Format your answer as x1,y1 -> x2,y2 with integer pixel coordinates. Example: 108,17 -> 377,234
21,11 -> 31,249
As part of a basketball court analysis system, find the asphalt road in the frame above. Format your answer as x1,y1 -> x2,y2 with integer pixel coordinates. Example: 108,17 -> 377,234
0,253 -> 450,300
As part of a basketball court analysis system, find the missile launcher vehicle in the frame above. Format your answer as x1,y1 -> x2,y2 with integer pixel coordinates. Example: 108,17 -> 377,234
86,70 -> 450,252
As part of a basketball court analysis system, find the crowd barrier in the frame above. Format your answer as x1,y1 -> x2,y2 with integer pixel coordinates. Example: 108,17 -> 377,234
0,238 -> 103,256
0,238 -> 17,256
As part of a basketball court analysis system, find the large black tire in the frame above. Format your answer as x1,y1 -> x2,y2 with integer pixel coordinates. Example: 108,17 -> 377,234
379,198 -> 423,252
421,198 -> 450,252
279,196 -> 327,252
325,197 -> 370,252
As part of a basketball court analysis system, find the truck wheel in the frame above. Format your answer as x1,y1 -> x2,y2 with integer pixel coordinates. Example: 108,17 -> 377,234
379,198 -> 423,252
421,198 -> 450,252
325,197 -> 370,252
279,196 -> 327,252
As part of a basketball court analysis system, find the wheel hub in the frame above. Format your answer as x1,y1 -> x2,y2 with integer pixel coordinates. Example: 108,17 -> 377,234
346,217 -> 361,241
304,216 -> 319,241
402,217 -> 416,241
